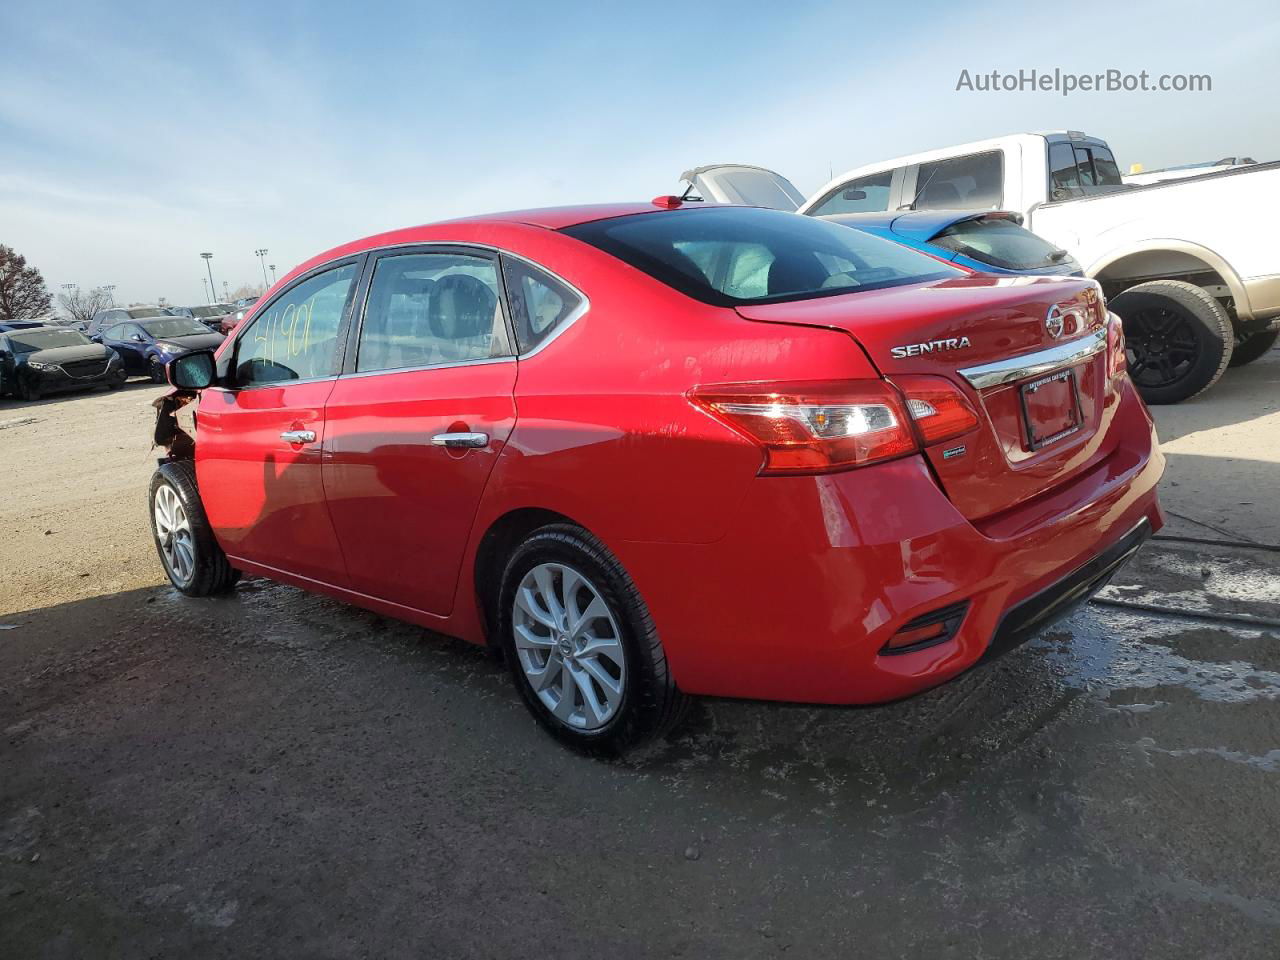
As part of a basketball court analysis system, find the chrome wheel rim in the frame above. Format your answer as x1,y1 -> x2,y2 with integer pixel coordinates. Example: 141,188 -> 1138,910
153,483 -> 195,586
512,562 -> 626,731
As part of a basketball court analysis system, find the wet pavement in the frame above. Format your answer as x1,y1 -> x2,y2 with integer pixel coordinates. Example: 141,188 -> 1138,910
3,534 -> 1279,958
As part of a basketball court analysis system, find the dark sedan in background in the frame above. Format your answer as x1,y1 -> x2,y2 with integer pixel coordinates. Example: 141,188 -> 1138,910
93,316 -> 225,382
167,303 -> 235,330
0,326 -> 126,401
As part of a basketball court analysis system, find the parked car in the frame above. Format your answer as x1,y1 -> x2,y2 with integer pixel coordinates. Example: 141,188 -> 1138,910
168,304 -> 235,330
87,305 -> 172,340
95,316 -> 225,382
148,202 -> 1163,754
684,131 -> 1280,402
0,325 -> 126,401
823,210 -> 1083,277
219,296 -> 261,335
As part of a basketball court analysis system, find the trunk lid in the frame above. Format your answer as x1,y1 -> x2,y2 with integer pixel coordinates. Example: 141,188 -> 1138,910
736,275 -> 1114,524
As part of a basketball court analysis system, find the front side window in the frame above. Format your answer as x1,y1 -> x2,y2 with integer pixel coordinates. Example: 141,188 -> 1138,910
808,170 -> 894,216
233,263 -> 356,386
563,206 -> 963,306
356,253 -> 509,373
913,151 -> 1003,210
501,257 -> 583,353
104,323 -> 136,340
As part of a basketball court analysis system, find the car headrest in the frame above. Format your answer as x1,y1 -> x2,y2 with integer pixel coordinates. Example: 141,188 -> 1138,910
428,274 -> 497,340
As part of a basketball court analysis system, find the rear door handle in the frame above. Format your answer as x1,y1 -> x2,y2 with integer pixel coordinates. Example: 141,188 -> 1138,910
280,429 -> 317,444
431,431 -> 489,449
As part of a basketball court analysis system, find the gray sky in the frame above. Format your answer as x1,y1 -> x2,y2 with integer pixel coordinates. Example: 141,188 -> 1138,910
2,0 -> 1277,307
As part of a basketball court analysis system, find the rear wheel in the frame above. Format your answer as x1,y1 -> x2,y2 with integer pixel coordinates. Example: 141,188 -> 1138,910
497,523 -> 688,754
1229,328 -> 1278,367
1111,280 -> 1233,404
149,461 -> 240,596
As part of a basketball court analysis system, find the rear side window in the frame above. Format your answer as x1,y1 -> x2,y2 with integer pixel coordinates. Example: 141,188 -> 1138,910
563,206 -> 963,306
930,217 -> 1072,271
807,170 -> 894,216
501,257 -> 582,354
913,151 -> 1003,210
234,263 -> 356,386
356,253 -> 510,373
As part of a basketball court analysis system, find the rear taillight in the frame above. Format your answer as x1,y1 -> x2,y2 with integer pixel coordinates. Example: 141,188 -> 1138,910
1106,310 -> 1126,380
690,380 -> 916,474
894,375 -> 981,445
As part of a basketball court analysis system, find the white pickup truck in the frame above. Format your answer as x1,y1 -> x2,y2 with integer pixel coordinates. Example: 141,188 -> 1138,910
684,132 -> 1280,403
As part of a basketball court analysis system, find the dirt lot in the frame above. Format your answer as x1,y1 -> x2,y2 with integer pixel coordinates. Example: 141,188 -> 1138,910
2,353 -> 1279,958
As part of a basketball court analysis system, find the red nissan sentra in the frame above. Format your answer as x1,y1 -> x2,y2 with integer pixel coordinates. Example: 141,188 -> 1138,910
150,202 -> 1163,753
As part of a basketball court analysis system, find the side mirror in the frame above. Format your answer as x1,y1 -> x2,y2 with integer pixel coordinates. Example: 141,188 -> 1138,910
168,350 -> 216,390
131,333 -> 145,342
842,189 -> 867,201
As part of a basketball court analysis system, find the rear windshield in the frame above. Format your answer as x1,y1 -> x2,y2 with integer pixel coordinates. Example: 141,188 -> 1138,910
127,307 -> 168,319
930,217 -> 1073,270
562,207 -> 963,306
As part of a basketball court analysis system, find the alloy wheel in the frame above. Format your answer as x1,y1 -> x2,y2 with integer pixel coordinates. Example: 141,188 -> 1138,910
153,482 -> 195,586
512,562 -> 626,731
1124,307 -> 1198,389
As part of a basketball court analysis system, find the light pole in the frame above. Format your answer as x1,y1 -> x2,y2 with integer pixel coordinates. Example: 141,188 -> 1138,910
269,264 -> 277,284
255,248 -> 270,291
200,253 -> 216,306
222,281 -> 230,301
201,278 -> 210,303
103,284 -> 117,306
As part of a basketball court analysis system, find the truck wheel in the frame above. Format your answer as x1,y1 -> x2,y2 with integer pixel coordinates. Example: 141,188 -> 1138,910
1228,329 -> 1278,368
149,461 -> 241,597
1110,280 -> 1233,404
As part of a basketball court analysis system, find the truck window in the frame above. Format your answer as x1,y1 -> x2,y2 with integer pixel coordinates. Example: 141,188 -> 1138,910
808,170 -> 894,216
913,151 -> 1002,210
1049,142 -> 1081,196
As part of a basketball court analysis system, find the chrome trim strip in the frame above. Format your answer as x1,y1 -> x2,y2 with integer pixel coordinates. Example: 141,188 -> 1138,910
958,328 -> 1107,390
338,356 -> 515,381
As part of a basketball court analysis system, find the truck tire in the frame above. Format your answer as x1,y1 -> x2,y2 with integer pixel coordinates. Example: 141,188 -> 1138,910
1110,280 -> 1234,404
1229,329 -> 1278,368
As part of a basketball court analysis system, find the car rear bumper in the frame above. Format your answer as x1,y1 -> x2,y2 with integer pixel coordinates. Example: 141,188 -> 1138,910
617,377 -> 1164,705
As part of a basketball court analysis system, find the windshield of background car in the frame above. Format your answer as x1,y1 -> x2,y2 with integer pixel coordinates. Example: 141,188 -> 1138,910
139,318 -> 210,338
188,306 -> 222,318
8,329 -> 92,352
127,307 -> 168,319
930,217 -> 1072,270
562,207 -> 963,306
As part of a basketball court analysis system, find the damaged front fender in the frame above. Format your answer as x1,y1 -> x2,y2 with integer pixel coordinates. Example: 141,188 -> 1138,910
152,389 -> 197,462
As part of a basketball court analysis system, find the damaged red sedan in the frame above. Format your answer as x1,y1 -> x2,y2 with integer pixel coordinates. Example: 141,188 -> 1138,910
150,203 -> 1163,753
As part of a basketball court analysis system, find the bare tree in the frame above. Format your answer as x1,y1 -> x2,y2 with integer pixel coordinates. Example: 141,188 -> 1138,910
228,282 -> 266,301
57,286 -> 112,326
0,244 -> 53,319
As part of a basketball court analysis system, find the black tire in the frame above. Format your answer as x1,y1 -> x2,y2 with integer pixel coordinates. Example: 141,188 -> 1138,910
1111,280 -> 1233,404
149,357 -> 167,384
16,377 -> 41,402
148,460 -> 241,597
497,523 -> 688,755
1229,328 -> 1278,368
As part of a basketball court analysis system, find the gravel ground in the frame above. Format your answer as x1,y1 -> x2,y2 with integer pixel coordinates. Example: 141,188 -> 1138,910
2,353 -> 1279,958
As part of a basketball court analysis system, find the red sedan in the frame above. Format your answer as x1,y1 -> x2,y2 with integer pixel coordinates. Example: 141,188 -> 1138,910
150,202 -> 1163,753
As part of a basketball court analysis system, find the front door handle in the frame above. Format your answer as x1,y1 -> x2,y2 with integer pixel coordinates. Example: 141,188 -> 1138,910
280,429 -> 317,444
431,431 -> 489,449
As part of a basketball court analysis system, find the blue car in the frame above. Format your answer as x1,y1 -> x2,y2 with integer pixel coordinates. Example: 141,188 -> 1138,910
92,316 -> 225,382
824,210 -> 1083,277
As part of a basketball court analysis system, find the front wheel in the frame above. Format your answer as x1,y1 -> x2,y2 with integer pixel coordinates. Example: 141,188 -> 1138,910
1111,280 -> 1233,404
149,357 -> 167,384
17,377 -> 42,402
497,523 -> 688,755
1229,328 -> 1278,368
149,461 -> 240,596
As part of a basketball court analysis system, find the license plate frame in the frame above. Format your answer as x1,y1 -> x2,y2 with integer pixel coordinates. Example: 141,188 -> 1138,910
1019,368 -> 1083,451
